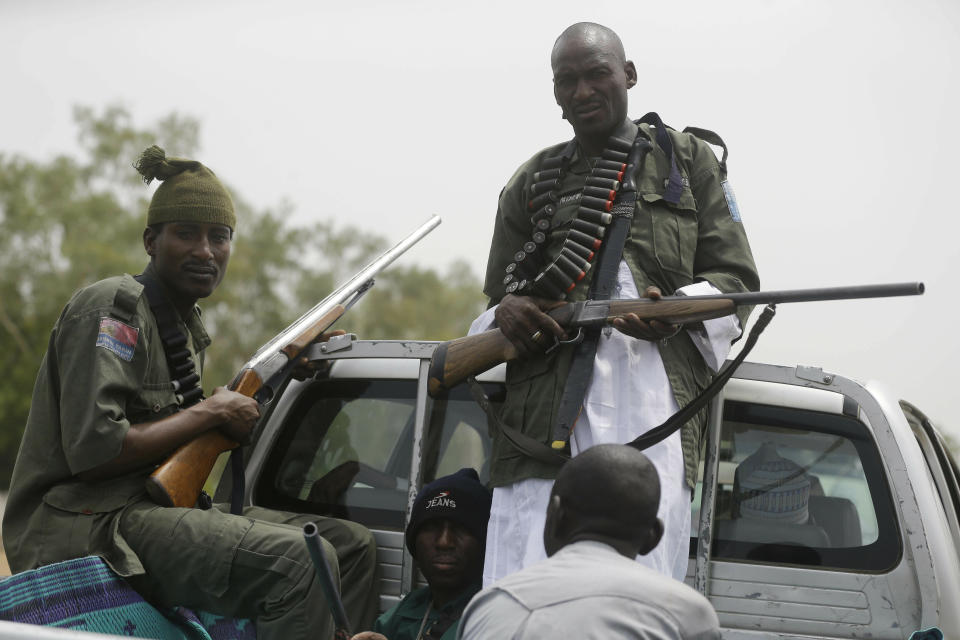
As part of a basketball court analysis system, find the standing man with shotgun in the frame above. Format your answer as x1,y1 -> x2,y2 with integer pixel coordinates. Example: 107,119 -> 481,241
2,147 -> 378,639
473,22 -> 760,584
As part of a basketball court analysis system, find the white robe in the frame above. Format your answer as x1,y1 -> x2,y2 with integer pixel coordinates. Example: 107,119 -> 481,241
472,262 -> 741,584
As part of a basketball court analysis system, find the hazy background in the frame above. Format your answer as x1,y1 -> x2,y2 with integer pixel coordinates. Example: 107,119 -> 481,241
2,0 -> 958,438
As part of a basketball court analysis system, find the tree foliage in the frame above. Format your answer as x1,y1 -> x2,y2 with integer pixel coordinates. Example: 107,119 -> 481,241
0,105 -> 486,489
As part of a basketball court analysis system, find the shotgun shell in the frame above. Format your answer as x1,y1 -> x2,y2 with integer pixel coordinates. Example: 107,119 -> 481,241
532,272 -> 564,299
523,241 -> 538,254
561,247 -> 591,271
555,253 -> 587,282
172,361 -> 195,377
567,228 -> 603,250
536,218 -> 551,231
605,136 -> 632,153
601,148 -> 629,163
532,231 -> 547,244
532,167 -> 562,182
583,185 -> 617,201
173,372 -> 200,391
541,155 -> 564,171
530,205 -> 556,225
543,262 -> 577,293
586,176 -> 620,191
178,387 -> 203,406
563,239 -> 595,262
591,168 -> 625,182
572,219 -> 606,238
577,206 -> 614,226
595,159 -> 627,172
530,179 -> 561,196
581,195 -> 613,212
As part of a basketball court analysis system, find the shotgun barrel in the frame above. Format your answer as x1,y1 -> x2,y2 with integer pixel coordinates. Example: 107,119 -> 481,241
145,216 -> 442,508
427,281 -> 925,397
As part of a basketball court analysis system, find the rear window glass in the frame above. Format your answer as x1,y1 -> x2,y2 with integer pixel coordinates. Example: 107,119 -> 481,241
692,401 -> 901,571
254,379 -> 498,530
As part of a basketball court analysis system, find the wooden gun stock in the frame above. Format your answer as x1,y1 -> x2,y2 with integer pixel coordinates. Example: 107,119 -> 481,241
145,306 -> 346,508
428,329 -> 518,397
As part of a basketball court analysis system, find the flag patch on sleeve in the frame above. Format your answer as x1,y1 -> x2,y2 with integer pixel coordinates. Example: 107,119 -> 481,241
721,180 -> 742,222
96,317 -> 139,361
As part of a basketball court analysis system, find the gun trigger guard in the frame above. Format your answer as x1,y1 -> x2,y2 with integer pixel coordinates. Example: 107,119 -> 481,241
545,328 -> 584,354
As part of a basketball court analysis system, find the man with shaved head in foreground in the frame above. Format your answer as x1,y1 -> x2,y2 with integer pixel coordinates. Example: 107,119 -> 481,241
469,21 -> 759,585
457,445 -> 720,639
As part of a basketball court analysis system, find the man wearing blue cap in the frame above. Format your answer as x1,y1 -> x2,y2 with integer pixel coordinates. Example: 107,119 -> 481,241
351,468 -> 492,640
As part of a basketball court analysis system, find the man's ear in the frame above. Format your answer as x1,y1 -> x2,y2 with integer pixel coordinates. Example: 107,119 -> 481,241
143,227 -> 157,257
637,517 -> 664,555
624,60 -> 638,89
554,86 -> 568,120
542,494 -> 565,556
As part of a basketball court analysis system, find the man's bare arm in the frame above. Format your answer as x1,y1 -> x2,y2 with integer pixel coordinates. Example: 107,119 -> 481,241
77,387 -> 259,482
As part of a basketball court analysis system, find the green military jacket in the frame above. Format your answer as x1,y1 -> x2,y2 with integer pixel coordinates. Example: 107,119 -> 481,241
483,118 -> 760,489
2,264 -> 210,577
373,582 -> 480,640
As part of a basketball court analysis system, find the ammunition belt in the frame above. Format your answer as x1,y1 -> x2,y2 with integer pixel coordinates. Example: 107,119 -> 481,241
501,134 -> 635,299
134,273 -> 204,409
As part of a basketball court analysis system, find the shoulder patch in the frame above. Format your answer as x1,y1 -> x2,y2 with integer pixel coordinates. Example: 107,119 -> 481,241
721,180 -> 742,222
96,317 -> 139,361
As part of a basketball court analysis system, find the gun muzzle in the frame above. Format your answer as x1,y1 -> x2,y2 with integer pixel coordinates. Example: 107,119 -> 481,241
303,522 -> 351,639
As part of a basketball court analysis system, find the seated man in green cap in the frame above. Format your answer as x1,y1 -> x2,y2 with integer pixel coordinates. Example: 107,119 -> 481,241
2,146 -> 379,640
351,468 -> 492,640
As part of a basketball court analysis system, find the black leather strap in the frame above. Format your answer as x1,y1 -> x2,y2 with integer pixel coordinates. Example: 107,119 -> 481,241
626,304 -> 777,451
551,133 -> 652,450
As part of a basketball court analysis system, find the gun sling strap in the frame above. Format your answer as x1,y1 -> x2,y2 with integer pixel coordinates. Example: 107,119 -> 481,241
135,272 -> 245,514
552,127 -> 653,451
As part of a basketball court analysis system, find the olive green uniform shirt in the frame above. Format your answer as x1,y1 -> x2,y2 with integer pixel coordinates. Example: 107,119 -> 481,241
2,264 -> 210,576
483,119 -> 760,489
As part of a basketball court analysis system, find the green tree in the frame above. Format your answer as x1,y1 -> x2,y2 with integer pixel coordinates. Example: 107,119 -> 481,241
0,105 -> 486,490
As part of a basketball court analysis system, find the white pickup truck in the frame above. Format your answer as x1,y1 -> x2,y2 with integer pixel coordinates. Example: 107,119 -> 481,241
237,334 -> 959,639
2,335 -> 957,639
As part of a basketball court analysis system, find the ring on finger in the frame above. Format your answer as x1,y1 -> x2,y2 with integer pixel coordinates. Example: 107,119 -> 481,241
531,330 -> 543,342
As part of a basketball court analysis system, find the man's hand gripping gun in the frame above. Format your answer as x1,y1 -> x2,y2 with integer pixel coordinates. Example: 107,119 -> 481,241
145,215 -> 442,508
427,281 -> 925,397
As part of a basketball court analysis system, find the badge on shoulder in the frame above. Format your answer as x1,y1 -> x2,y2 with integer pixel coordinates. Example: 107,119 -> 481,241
96,317 -> 139,362
721,180 -> 742,222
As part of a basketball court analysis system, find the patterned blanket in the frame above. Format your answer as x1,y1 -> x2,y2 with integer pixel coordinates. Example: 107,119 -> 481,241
0,556 -> 255,639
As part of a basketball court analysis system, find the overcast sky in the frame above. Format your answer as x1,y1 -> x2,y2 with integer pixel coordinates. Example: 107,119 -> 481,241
2,0 -> 958,438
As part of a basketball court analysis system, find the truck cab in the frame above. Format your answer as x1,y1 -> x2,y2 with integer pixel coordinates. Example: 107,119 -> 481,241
235,335 -> 960,638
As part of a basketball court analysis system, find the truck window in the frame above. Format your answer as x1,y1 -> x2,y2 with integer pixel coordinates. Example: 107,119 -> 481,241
255,379 -> 418,530
253,380 -> 500,532
418,382 -> 501,486
693,401 -> 901,571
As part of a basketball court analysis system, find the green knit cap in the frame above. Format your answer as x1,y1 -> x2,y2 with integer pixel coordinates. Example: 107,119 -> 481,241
134,145 -> 236,230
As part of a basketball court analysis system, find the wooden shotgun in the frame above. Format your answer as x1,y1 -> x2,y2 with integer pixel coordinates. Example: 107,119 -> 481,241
145,215 -> 442,508
427,281 -> 925,397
